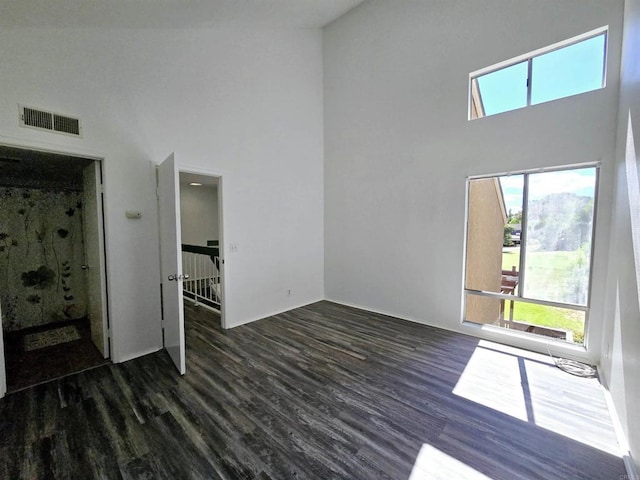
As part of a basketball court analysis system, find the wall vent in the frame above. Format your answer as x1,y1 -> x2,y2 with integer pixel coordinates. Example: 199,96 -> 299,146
19,105 -> 82,137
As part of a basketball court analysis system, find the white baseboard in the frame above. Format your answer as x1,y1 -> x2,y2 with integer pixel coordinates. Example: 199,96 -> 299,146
324,297 -> 433,326
225,298 -> 325,329
597,366 -> 639,480
329,299 -> 638,480
624,456 -> 639,480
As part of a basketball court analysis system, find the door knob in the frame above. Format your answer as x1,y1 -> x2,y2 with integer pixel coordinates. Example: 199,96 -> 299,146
81,265 -> 89,270
179,274 -> 190,280
168,274 -> 176,281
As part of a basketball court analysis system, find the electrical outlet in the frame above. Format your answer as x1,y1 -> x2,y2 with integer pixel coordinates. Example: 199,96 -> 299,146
230,244 -> 238,252
287,289 -> 292,296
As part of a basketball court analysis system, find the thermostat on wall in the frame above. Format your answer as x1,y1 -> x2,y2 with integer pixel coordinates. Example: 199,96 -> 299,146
126,210 -> 142,219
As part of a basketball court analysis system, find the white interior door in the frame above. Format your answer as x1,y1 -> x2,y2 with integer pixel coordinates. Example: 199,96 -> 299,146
0,300 -> 6,398
158,153 -> 186,375
82,161 -> 109,358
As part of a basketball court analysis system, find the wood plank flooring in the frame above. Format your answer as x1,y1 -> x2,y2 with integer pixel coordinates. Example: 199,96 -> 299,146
0,301 -> 627,479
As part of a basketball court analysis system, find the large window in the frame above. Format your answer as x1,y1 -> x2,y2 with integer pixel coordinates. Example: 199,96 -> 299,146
470,28 -> 607,120
464,166 -> 598,345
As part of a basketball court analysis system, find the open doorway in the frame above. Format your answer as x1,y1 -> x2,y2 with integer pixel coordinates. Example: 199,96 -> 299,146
157,154 -> 224,376
0,146 -> 110,394
178,172 -> 223,323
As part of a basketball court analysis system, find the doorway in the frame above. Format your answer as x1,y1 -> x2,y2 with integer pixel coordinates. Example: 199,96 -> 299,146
179,172 -> 223,318
157,154 -> 224,377
0,146 -> 110,395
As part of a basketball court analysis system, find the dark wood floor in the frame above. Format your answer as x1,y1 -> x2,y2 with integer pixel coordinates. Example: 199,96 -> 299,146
0,301 -> 626,479
4,317 -> 109,392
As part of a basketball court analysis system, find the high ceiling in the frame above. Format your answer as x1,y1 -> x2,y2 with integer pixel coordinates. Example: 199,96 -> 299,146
0,0 -> 366,29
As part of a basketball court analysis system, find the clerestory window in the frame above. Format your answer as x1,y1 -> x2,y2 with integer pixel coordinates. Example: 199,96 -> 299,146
470,28 -> 607,120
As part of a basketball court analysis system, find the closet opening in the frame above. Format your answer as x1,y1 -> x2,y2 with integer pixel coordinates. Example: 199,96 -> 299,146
0,146 -> 110,393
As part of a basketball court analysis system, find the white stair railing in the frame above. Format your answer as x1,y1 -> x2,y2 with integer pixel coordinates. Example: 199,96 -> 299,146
181,250 -> 221,312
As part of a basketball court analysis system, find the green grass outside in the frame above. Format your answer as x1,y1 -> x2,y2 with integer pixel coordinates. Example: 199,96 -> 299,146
501,248 -> 585,344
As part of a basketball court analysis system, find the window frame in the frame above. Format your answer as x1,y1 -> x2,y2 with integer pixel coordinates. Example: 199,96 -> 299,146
468,27 -> 608,120
462,163 -> 601,345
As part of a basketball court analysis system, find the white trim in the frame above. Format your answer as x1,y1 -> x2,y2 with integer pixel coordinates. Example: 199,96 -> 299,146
462,164 -> 599,357
624,457 -> 640,480
469,26 -> 608,78
461,320 -> 592,363
0,134 -> 103,160
226,298 -> 324,330
465,289 -> 589,311
468,26 -> 608,120
0,136 -> 113,392
325,298 -> 597,364
598,366 -> 639,480
176,164 -> 227,329
466,161 -> 601,182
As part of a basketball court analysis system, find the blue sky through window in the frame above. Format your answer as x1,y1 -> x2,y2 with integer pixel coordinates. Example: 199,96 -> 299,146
475,33 -> 606,118
477,62 -> 528,116
532,35 -> 605,104
500,168 -> 596,214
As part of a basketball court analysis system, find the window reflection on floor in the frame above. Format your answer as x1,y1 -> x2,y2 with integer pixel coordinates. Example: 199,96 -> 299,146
452,341 -> 621,457
409,443 -> 492,480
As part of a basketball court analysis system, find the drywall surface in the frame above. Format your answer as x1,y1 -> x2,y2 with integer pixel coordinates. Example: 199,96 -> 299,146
0,26 -> 324,361
324,0 -> 623,361
601,0 -> 640,473
180,184 -> 218,246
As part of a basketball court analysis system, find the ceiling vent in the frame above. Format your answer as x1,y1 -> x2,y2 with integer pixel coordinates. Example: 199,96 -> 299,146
19,105 -> 82,137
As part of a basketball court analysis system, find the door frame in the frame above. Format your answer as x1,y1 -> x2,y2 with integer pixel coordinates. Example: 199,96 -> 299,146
82,160 -> 110,358
0,135 -> 111,397
178,165 -> 227,329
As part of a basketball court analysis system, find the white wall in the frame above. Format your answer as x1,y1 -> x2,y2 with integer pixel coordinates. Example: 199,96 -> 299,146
180,184 -> 218,246
601,0 -> 640,472
0,26 -> 325,360
324,0 -> 623,362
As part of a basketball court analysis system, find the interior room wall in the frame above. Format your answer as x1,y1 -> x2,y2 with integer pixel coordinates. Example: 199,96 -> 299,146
323,0 -> 623,361
180,184 -> 218,246
601,0 -> 640,472
0,26 -> 324,361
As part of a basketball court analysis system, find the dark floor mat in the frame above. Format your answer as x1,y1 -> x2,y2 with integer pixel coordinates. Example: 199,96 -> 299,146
4,318 -> 109,392
23,325 -> 81,351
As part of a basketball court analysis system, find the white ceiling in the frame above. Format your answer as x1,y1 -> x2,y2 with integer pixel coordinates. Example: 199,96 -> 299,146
179,172 -> 219,189
0,0 -> 366,29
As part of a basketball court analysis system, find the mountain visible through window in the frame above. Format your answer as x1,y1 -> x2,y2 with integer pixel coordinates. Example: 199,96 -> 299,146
464,166 -> 597,345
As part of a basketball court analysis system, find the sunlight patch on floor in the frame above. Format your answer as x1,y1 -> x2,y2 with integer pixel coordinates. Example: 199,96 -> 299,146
452,340 -> 622,457
408,443 -> 492,480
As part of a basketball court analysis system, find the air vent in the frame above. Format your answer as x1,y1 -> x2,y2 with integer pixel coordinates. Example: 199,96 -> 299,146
19,105 -> 82,137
